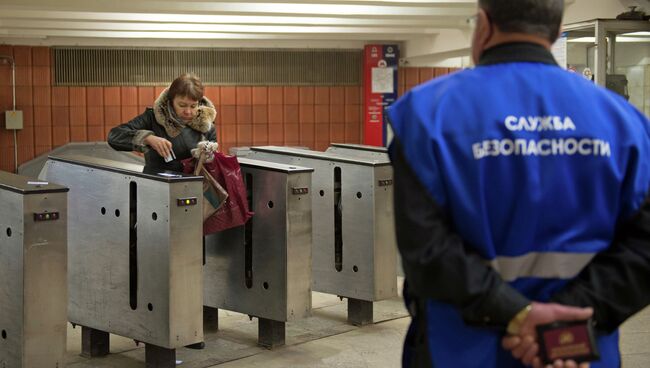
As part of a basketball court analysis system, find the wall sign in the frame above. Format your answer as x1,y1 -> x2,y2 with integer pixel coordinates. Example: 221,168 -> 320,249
363,44 -> 399,147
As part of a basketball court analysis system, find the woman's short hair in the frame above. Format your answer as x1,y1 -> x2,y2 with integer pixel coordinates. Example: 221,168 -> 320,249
167,73 -> 204,102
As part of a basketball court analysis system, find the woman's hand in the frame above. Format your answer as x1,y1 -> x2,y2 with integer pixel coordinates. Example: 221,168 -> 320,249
144,135 -> 173,159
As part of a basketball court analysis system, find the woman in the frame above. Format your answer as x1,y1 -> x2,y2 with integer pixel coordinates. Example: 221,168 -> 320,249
108,73 -> 214,350
108,73 -> 217,172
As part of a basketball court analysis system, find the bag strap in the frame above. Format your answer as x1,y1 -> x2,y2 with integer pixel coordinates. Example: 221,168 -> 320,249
194,151 -> 207,176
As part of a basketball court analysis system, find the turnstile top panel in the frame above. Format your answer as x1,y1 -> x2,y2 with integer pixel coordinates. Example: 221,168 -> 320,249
251,146 -> 391,167
47,155 -> 203,183
0,170 -> 68,194
330,143 -> 388,153
237,157 -> 313,174
18,141 -> 145,179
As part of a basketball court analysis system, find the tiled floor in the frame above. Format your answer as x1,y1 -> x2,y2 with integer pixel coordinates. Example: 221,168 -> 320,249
65,291 -> 409,368
64,284 -> 650,368
620,306 -> 650,367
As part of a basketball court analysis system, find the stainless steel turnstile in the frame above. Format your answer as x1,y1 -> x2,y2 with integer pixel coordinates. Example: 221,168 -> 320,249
325,144 -> 403,278
41,155 -> 204,367
203,157 -> 313,348
0,171 -> 68,367
237,146 -> 397,325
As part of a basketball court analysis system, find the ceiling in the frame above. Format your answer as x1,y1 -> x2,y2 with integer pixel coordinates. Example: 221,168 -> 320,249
0,0 -> 477,48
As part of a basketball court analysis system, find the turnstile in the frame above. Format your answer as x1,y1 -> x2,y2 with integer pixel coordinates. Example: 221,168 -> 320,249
325,144 -> 403,278
41,155 -> 204,367
237,146 -> 397,326
0,171 -> 68,367
203,157 -> 313,348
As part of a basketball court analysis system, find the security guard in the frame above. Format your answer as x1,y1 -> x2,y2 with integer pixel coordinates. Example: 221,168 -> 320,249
387,0 -> 650,367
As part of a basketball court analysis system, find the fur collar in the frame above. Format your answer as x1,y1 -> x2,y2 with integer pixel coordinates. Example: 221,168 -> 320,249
153,89 -> 216,138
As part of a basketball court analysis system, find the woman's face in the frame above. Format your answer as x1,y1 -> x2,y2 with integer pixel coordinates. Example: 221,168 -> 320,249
172,95 -> 199,122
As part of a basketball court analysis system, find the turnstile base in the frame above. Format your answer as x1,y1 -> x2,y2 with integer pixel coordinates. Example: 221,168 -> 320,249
204,306 -> 219,332
258,318 -> 285,348
348,298 -> 374,326
81,326 -> 110,357
145,344 -> 176,368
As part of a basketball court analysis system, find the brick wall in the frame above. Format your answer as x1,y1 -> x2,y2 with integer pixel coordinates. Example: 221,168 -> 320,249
398,66 -> 462,97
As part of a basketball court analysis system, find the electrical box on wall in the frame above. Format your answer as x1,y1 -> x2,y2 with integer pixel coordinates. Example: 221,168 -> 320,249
5,110 -> 23,130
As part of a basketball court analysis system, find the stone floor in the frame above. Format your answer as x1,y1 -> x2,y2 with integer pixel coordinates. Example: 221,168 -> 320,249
64,281 -> 650,368
620,306 -> 650,367
65,289 -> 409,368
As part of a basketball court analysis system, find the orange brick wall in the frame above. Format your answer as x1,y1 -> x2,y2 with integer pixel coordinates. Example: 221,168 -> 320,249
0,44 -> 458,173
398,66 -> 462,97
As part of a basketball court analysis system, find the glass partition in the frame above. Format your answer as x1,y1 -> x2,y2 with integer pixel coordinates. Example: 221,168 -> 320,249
564,19 -> 650,116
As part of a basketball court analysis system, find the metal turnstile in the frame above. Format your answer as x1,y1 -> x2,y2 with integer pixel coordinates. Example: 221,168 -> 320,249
324,144 -> 403,278
237,146 -> 397,326
203,157 -> 313,348
0,171 -> 68,367
41,155 -> 204,367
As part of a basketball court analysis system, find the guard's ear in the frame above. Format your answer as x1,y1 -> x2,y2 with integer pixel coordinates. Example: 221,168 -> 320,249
471,8 -> 494,65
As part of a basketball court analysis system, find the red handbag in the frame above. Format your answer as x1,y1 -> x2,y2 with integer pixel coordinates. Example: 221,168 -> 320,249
182,152 -> 253,235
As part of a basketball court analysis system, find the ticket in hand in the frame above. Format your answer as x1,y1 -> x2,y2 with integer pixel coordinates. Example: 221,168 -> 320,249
164,149 -> 176,163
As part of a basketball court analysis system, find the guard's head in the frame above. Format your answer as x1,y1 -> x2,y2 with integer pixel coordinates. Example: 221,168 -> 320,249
471,0 -> 564,63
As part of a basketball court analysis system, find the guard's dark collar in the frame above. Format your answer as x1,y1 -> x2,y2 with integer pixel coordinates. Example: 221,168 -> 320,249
478,42 -> 558,66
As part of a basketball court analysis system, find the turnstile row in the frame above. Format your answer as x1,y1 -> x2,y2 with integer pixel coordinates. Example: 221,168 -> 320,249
38,154 -> 318,364
4,142 -> 397,367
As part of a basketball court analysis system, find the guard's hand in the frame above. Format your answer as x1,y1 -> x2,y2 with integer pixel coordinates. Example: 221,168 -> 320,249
542,359 -> 590,368
520,302 -> 593,336
503,335 -> 591,368
144,135 -> 173,159
502,302 -> 593,367
502,334 -> 538,365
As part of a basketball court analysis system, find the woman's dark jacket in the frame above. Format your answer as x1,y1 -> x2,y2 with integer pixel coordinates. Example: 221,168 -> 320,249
107,89 -> 217,172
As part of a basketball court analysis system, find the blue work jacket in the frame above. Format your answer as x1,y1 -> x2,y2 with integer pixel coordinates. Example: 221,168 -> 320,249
388,43 -> 650,368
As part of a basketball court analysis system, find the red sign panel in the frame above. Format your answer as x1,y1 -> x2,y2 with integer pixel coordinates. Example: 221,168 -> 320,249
363,44 -> 399,146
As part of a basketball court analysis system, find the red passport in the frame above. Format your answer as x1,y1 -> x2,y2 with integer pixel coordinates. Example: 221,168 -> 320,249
536,320 -> 600,364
